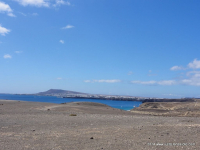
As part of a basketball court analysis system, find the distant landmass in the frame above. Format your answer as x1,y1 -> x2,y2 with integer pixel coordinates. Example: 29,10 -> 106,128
36,89 -> 86,96
33,89 -> 144,101
31,89 -> 197,103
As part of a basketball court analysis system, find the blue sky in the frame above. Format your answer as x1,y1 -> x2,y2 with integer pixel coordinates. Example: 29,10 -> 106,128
1,0 -> 200,98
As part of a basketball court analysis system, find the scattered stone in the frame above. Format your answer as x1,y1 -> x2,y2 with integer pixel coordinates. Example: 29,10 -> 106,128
70,114 -> 77,116
32,130 -> 35,132
47,109 -> 50,111
90,137 -> 94,139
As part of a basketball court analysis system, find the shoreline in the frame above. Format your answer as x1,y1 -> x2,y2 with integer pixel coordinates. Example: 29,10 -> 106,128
0,95 -> 142,111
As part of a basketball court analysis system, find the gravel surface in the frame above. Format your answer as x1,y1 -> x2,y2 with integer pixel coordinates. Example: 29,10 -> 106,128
0,100 -> 199,150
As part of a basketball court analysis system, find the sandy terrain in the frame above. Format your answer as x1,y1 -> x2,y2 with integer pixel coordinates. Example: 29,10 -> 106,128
0,100 -> 199,150
131,102 -> 200,117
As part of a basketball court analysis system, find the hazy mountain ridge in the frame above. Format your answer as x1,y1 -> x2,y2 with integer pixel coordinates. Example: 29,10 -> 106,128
36,89 -> 87,96
33,89 -> 197,102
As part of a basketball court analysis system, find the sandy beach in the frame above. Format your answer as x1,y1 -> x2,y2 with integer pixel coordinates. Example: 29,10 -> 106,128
0,100 -> 199,150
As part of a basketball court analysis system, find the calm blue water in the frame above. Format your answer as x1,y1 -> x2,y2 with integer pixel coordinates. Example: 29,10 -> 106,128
0,94 -> 142,111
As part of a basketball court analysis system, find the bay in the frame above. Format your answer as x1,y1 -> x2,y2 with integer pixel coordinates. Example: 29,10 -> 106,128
0,94 -> 142,111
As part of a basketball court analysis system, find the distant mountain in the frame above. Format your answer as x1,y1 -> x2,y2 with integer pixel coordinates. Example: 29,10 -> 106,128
33,89 -> 145,101
36,89 -> 86,96
32,89 -> 196,102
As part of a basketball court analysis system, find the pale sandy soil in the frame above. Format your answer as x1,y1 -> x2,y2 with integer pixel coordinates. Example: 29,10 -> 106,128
131,102 -> 200,117
0,100 -> 199,150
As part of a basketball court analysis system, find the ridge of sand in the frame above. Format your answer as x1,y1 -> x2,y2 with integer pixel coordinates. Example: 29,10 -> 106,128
131,102 -> 200,117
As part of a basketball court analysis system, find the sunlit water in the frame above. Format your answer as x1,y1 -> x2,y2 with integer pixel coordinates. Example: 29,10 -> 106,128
0,94 -> 142,111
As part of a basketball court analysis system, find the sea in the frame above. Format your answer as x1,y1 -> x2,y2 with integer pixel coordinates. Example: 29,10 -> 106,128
0,94 -> 142,111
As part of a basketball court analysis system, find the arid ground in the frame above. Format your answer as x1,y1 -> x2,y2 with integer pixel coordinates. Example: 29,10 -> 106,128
0,100 -> 199,150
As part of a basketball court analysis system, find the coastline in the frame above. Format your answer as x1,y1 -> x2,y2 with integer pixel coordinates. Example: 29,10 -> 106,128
0,94 -> 142,111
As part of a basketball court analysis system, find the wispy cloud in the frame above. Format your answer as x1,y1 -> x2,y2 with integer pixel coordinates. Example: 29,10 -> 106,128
0,1 -> 15,17
0,25 -> 10,36
18,12 -> 27,16
18,12 -> 38,16
84,59 -> 200,86
15,51 -> 23,53
187,59 -> 200,69
170,66 -> 185,71
3,54 -> 12,59
131,80 -> 176,86
53,0 -> 71,7
56,77 -> 62,80
131,70 -> 200,86
84,79 -> 121,83
14,0 -> 50,7
170,59 -> 200,71
62,25 -> 74,29
59,40 -> 64,44
180,71 -> 200,86
14,0 -> 72,8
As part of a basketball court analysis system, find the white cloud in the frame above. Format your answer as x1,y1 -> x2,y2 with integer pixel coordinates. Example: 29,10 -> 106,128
170,59 -> 200,71
62,25 -> 74,29
187,59 -> 200,69
59,40 -> 64,44
3,54 -> 12,59
179,71 -> 200,86
15,51 -> 23,53
18,12 -> 27,16
131,70 -> 200,86
170,66 -> 184,71
14,0 -> 50,7
56,77 -> 62,80
131,80 -> 176,86
0,25 -> 10,36
131,80 -> 156,85
18,12 -> 38,16
0,1 -> 15,17
157,80 -> 176,85
53,0 -> 71,7
7,13 -> 15,17
84,79 -> 121,83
